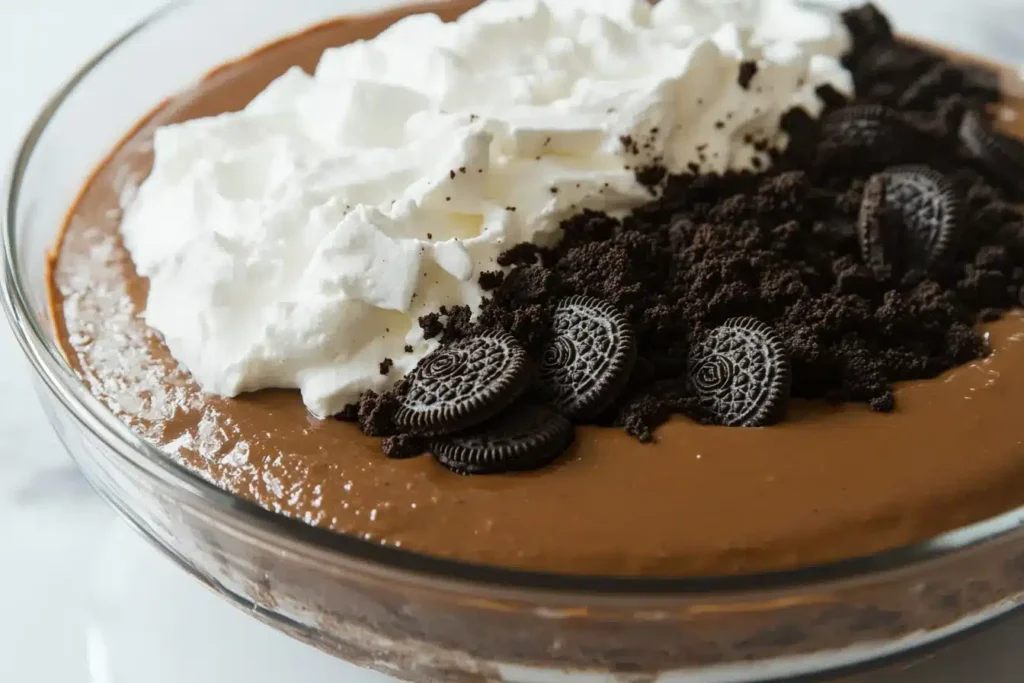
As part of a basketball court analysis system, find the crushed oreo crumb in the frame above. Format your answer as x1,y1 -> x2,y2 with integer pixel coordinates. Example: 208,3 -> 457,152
497,243 -> 543,267
479,270 -> 506,291
417,306 -> 479,346
815,84 -> 850,110
336,403 -> 359,423
354,383 -> 407,437
620,135 -> 640,155
637,165 -> 667,191
738,61 -> 759,90
382,434 -> 426,460
418,312 -> 444,340
379,358 -> 394,375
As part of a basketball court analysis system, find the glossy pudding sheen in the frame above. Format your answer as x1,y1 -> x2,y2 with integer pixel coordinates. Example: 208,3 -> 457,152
49,0 -> 1024,575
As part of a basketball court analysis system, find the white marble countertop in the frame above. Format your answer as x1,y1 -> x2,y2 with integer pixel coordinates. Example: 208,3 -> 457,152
2,1 -> 1024,681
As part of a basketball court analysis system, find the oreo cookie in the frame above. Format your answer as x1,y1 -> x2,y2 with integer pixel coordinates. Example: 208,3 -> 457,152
819,105 -> 916,167
395,331 -> 532,435
539,296 -> 637,419
431,404 -> 575,475
960,108 -> 1024,189
687,318 -> 791,427
857,165 -> 960,274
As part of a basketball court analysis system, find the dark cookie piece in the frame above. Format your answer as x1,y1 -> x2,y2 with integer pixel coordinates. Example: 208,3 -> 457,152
858,166 -> 960,273
960,109 -> 1024,188
841,3 -> 893,56
539,296 -> 637,420
738,61 -> 758,90
382,435 -> 426,460
354,386 -> 406,437
395,331 -> 532,435
687,318 -> 792,427
819,105 -> 916,167
431,404 -> 574,475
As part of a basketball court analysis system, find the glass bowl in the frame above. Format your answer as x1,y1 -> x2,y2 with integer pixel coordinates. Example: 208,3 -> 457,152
5,1 -> 1024,681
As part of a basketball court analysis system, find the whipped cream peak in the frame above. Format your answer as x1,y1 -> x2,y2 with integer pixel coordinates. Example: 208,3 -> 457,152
121,0 -> 852,417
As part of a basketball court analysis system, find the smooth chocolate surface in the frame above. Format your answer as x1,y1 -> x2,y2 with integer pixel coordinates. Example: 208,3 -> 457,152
48,0 -> 1024,576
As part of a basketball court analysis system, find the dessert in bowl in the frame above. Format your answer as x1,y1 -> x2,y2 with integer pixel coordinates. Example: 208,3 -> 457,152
8,0 -> 1024,680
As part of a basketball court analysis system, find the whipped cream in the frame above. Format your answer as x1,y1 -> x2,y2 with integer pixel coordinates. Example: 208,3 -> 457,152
121,0 -> 853,418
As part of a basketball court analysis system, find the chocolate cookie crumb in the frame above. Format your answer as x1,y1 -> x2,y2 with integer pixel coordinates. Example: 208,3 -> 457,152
382,434 -> 426,460
815,84 -> 849,111
636,165 -> 667,191
479,270 -> 505,291
418,306 -> 474,343
497,243 -> 543,267
438,305 -> 474,342
336,403 -> 359,423
404,345 -> 414,354
379,358 -> 394,375
738,61 -> 758,90
418,312 -> 443,340
355,382 -> 407,437
870,393 -> 895,413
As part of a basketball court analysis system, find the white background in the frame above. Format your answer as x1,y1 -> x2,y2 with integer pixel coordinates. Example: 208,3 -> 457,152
1,1 -> 1024,681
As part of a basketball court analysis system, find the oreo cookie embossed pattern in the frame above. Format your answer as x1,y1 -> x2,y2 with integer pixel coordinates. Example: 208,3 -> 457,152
687,318 -> 792,427
857,166 -> 962,275
393,330 -> 532,436
539,296 -> 637,420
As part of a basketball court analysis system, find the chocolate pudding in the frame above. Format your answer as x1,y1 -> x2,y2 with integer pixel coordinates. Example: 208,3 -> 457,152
47,0 -> 1024,577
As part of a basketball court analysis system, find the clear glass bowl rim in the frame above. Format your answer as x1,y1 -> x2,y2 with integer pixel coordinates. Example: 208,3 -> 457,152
5,0 -> 1024,598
